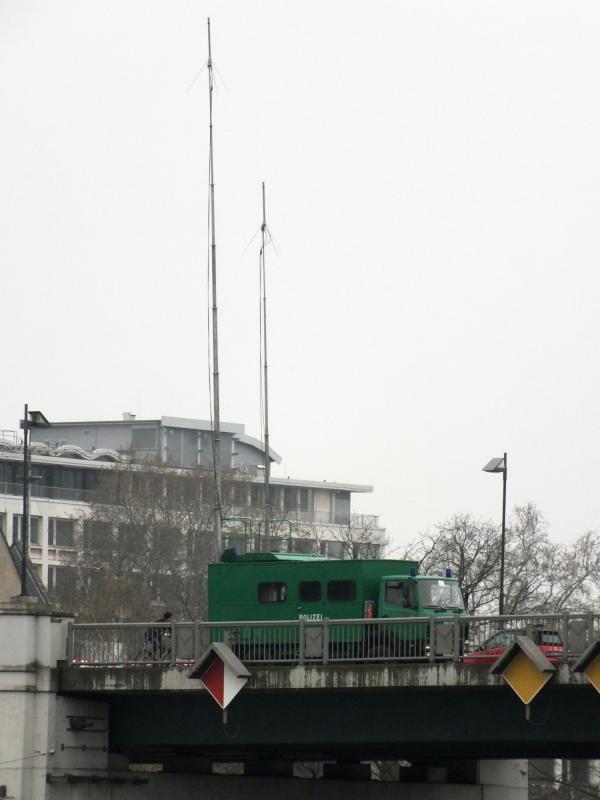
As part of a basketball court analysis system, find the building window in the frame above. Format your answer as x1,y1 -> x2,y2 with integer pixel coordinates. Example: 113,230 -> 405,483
299,581 -> 321,602
83,520 -> 113,553
269,487 -> 280,509
0,462 -> 16,483
322,540 -> 345,559
292,538 -> 314,554
354,542 -> 382,560
12,515 -> 41,545
55,468 -> 84,490
334,491 -> 351,525
257,582 -> 286,603
327,580 -> 356,602
48,518 -> 75,548
284,488 -> 297,511
47,565 -> 76,596
250,484 -> 264,508
231,482 -> 248,507
298,489 -> 309,512
117,524 -> 145,553
131,426 -> 158,450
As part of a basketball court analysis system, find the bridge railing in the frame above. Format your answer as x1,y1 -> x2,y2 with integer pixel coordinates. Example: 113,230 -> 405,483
67,613 -> 600,668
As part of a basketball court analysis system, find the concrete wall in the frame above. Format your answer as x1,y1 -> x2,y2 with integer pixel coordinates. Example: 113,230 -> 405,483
44,768 -> 527,800
0,531 -> 20,599
478,760 -> 528,800
0,603 -> 73,799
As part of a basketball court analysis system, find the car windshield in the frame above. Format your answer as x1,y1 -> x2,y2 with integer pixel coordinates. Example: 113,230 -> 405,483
418,579 -> 465,610
533,630 -> 562,646
486,630 -> 518,648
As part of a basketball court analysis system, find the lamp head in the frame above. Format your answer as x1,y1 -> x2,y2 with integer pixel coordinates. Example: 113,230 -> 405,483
29,410 -> 51,427
482,457 -> 505,474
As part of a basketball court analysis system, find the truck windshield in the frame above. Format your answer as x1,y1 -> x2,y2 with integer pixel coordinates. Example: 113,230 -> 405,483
418,580 -> 465,610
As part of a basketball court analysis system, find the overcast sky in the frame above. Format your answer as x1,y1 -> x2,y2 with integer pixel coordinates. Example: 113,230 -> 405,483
2,1 -> 599,548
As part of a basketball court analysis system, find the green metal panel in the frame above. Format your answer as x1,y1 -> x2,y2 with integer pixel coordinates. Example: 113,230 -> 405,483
106,684 -> 600,762
208,557 -> 419,623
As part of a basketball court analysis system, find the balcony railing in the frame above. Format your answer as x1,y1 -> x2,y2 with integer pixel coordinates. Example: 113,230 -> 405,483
67,612 -> 599,667
0,482 -> 96,504
0,430 -> 21,446
0,478 -> 381,532
228,507 -> 381,528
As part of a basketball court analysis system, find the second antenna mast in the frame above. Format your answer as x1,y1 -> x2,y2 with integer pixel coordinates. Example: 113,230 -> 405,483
207,18 -> 222,554
260,182 -> 272,542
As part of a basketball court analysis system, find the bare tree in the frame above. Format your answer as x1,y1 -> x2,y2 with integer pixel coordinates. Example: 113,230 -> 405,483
504,504 -> 600,614
530,760 -> 600,799
402,504 -> 600,615
398,513 -> 500,613
59,462 -> 227,621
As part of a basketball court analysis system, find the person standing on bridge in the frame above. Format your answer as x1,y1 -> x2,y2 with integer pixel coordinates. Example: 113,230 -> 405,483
144,611 -> 173,662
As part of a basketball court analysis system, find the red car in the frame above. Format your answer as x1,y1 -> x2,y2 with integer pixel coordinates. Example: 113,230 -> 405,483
463,627 -> 564,665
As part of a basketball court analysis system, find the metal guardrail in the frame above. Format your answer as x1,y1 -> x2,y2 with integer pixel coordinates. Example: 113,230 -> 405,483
67,613 -> 600,668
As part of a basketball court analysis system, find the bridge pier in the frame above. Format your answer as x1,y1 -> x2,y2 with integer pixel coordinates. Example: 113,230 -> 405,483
0,600 -> 72,800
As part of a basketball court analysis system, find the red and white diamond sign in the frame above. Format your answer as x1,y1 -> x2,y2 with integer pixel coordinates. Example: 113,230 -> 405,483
188,642 -> 251,710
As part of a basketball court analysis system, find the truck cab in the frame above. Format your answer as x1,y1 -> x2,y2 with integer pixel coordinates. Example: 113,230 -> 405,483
378,574 -> 466,619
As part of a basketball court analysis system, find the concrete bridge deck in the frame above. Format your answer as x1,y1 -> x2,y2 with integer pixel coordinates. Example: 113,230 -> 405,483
58,659 -> 584,693
57,661 -> 600,763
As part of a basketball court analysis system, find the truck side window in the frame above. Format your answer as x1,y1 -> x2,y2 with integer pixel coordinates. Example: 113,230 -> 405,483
299,581 -> 321,602
257,582 -> 287,603
385,581 -> 415,608
327,580 -> 356,601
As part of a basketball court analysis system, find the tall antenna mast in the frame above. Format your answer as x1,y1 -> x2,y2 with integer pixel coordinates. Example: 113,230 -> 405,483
207,18 -> 222,553
260,182 -> 272,542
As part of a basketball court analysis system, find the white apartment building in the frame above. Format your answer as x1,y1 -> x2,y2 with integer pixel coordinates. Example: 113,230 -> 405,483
0,415 -> 386,599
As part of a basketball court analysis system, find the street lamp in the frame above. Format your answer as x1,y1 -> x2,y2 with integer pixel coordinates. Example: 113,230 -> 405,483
19,405 -> 51,597
482,452 -> 507,616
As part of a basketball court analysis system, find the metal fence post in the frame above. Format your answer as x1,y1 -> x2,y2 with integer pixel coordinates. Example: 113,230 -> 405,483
298,619 -> 305,666
429,617 -> 435,662
66,620 -> 74,663
193,622 -> 201,663
170,623 -> 177,666
322,620 -> 329,665
561,613 -> 569,661
453,615 -> 460,662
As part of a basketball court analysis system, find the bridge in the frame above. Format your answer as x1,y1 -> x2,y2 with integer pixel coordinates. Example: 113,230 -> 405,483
2,602 -> 600,800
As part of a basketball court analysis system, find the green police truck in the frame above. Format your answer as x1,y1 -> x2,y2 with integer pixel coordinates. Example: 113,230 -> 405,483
208,551 -> 468,660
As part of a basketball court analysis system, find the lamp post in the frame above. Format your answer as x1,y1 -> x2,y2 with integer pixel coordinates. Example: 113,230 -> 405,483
482,452 -> 507,616
19,406 -> 51,596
